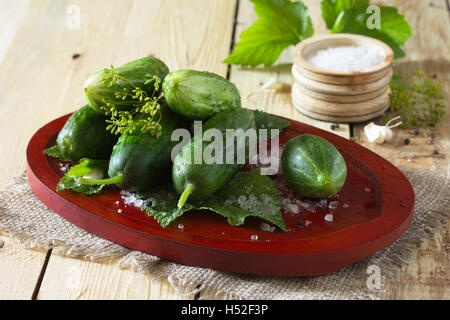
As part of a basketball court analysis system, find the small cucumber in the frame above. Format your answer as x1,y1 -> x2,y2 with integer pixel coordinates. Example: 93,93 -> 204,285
56,105 -> 118,162
162,70 -> 241,120
84,57 -> 169,113
107,104 -> 186,192
173,108 -> 256,207
281,134 -> 347,198
78,104 -> 186,192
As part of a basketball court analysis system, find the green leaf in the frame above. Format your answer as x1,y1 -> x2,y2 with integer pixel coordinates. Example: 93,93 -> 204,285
321,0 -> 411,59
141,169 -> 286,230
136,184 -> 194,228
322,0 -> 369,29
44,146 -> 71,162
253,109 -> 290,131
253,109 -> 290,141
224,0 -> 313,67
56,158 -> 109,195
378,6 -> 412,45
199,169 -> 286,230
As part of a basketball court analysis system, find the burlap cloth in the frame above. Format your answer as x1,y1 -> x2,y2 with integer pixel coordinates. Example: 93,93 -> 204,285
0,168 -> 448,299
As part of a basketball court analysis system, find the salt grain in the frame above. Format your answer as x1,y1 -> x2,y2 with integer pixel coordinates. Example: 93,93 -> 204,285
287,203 -> 300,214
178,224 -> 184,230
324,213 -> 334,222
328,201 -> 339,210
304,220 -> 312,226
250,235 -> 259,240
307,46 -> 385,72
343,203 -> 350,208
260,223 -> 275,232
121,190 -> 145,207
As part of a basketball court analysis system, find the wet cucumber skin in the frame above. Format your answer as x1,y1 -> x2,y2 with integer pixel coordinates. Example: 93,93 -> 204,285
281,134 -> 347,198
172,108 -> 256,201
163,70 -> 241,120
56,105 -> 118,161
84,57 -> 169,113
108,105 -> 185,192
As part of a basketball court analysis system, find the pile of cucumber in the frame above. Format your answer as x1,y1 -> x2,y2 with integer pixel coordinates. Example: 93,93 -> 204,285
46,56 -> 347,230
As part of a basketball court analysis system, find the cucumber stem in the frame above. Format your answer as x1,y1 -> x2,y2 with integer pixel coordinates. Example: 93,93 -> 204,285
177,183 -> 194,209
78,175 -> 124,186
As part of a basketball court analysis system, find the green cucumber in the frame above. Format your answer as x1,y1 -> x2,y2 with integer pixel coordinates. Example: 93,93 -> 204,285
162,69 -> 241,120
55,105 -> 118,162
79,104 -> 185,192
173,108 -> 256,207
281,134 -> 347,198
84,57 -> 169,113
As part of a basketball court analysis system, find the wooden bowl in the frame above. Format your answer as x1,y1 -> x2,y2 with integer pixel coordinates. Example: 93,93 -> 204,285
292,64 -> 393,96
291,34 -> 394,123
292,83 -> 391,122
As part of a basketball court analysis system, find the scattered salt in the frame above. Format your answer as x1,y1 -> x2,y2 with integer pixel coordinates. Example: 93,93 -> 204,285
307,46 -> 385,72
317,199 -> 328,209
324,213 -> 334,222
364,187 -> 371,193
304,220 -> 312,226
121,190 -> 145,208
328,201 -> 339,210
260,223 -> 275,232
287,203 -> 300,214
117,209 -> 122,214
250,235 -> 259,240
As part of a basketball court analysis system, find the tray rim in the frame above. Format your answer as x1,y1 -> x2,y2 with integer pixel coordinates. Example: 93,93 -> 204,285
26,112 -> 415,276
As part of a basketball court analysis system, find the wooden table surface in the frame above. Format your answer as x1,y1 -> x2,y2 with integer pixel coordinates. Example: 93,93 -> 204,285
0,0 -> 448,300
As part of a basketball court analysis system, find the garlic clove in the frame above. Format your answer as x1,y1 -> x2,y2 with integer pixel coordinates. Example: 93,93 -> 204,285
364,122 -> 393,144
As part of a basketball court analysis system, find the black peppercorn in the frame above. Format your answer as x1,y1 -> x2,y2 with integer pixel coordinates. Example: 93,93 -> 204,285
404,138 -> 410,145
330,124 -> 339,130
297,219 -> 303,227
72,53 -> 81,60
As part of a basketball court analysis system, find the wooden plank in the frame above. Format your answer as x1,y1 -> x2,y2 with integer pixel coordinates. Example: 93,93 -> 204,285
0,0 -> 236,299
0,236 -> 48,300
0,0 -> 31,65
0,0 -> 49,301
229,0 -> 351,139
37,254 -> 182,300
352,0 -> 450,299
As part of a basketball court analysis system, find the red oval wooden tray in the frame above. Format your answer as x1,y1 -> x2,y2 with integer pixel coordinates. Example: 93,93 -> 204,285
26,113 -> 414,276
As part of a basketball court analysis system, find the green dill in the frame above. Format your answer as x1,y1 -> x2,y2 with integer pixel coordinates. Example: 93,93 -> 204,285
101,65 -> 163,137
382,72 -> 447,128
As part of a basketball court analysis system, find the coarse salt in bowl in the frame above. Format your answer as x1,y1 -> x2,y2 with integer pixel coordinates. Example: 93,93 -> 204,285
306,45 -> 386,73
293,33 -> 394,76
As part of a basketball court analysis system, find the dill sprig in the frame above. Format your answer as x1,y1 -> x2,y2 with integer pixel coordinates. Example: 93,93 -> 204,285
382,72 -> 447,128
100,65 -> 162,137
